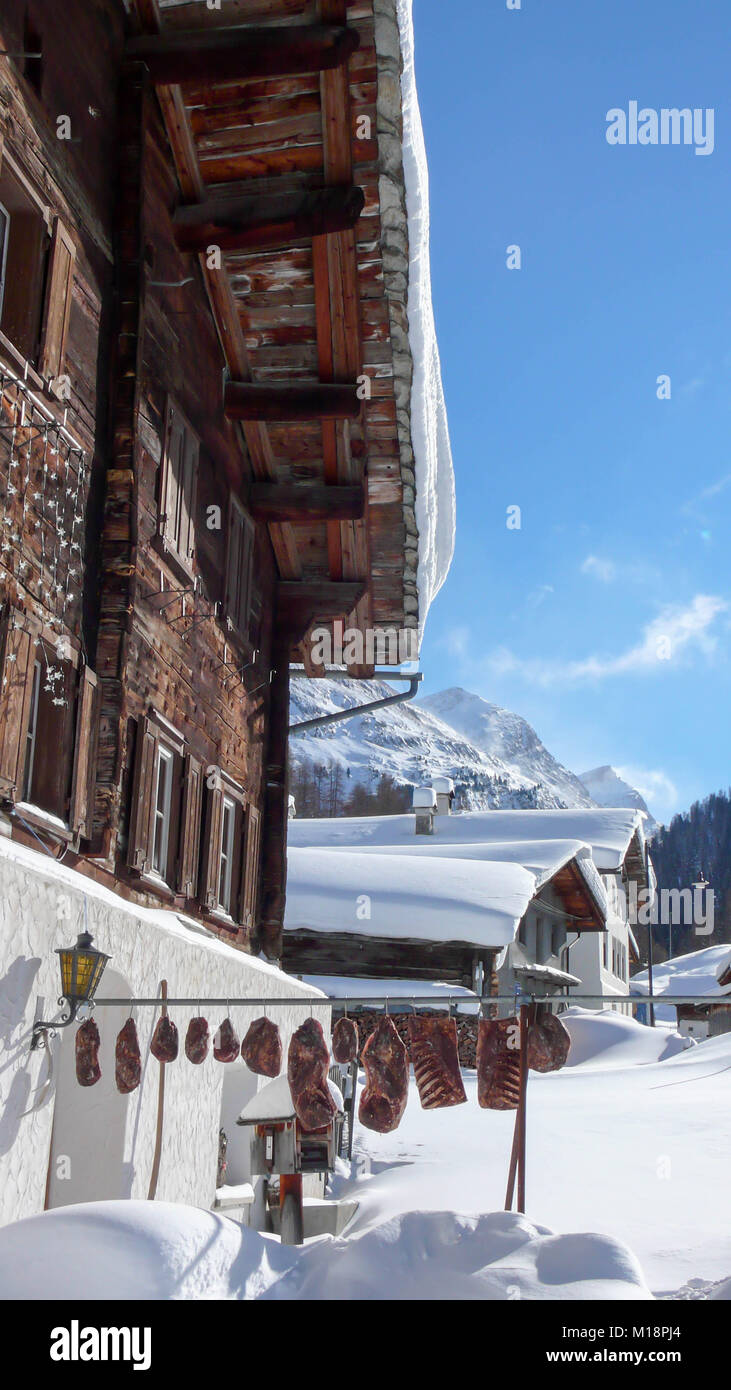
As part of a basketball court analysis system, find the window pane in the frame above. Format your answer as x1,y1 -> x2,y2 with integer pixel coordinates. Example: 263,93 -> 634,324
152,748 -> 173,878
219,797 -> 235,913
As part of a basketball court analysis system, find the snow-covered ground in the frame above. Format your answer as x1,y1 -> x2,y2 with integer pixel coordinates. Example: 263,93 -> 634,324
333,1015 -> 731,1297
0,1011 -> 727,1300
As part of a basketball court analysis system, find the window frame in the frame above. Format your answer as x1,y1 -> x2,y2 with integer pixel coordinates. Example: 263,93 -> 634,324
151,743 -> 175,882
217,793 -> 237,917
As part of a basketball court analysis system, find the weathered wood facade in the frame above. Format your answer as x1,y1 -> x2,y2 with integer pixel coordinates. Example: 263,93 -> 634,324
0,0 -> 420,961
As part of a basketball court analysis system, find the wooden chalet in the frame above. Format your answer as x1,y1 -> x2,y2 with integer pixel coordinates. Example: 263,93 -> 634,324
0,0 -> 421,961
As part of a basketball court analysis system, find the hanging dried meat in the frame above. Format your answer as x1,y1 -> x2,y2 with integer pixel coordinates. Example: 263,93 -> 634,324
241,1017 -> 282,1077
213,1017 -> 240,1063
527,1007 -> 571,1073
476,1016 -> 521,1110
115,1018 -> 141,1094
76,1017 -> 101,1087
150,1014 -> 179,1063
359,1015 -> 409,1133
185,1016 -> 210,1065
408,1015 -> 467,1109
332,1016 -> 359,1065
287,1017 -> 336,1131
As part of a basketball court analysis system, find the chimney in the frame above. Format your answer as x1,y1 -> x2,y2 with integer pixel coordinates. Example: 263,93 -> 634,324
412,786 -> 436,835
431,775 -> 454,816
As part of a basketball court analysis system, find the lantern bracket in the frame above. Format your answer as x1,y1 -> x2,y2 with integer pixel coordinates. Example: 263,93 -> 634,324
30,996 -> 82,1049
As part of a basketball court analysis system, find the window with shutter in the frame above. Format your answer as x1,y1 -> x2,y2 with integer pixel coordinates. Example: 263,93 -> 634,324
157,399 -> 198,579
69,665 -> 99,840
127,712 -> 186,887
225,496 -> 255,639
39,216 -> 75,386
239,802 -> 261,930
0,160 -> 50,366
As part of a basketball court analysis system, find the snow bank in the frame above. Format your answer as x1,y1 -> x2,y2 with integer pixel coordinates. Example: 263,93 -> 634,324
0,1200 -> 650,1302
561,1007 -> 691,1069
285,846 -> 535,947
633,944 -> 731,1000
238,1075 -> 343,1124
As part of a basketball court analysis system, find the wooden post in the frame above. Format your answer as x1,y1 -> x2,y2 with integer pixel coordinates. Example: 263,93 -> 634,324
504,1003 -> 531,1214
517,1003 -> 530,1214
259,634 -> 290,961
279,1174 -> 304,1246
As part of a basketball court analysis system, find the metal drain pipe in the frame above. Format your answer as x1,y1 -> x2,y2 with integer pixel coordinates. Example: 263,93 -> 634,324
288,670 -> 423,735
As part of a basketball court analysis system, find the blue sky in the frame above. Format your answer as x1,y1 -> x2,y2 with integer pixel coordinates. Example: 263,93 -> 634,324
414,0 -> 731,823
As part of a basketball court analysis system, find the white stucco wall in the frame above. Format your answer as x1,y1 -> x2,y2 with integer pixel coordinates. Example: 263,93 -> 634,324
0,835 -> 328,1229
568,875 -> 632,1010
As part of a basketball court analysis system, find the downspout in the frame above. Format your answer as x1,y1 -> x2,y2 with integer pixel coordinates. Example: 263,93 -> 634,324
288,671 -> 423,735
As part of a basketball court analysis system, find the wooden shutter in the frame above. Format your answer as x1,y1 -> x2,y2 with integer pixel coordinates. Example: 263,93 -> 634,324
179,430 -> 198,565
177,752 -> 203,896
226,501 -> 255,637
199,771 -> 224,910
159,403 -> 184,553
239,802 -> 261,929
69,665 -> 99,839
39,217 -> 76,381
0,608 -> 39,798
127,714 -> 159,873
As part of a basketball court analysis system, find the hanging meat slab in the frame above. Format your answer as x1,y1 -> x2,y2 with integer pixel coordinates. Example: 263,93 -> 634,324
527,1008 -> 571,1073
359,1015 -> 409,1133
476,1017 -> 521,1110
241,1017 -> 282,1077
213,1017 -> 240,1063
332,1016 -> 359,1065
76,1017 -> 101,1087
408,1015 -> 467,1109
287,1017 -> 336,1131
185,1016 -> 210,1065
115,1018 -> 141,1093
150,1015 -> 179,1063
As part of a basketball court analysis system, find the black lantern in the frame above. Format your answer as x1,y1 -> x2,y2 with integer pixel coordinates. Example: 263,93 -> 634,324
31,931 -> 111,1049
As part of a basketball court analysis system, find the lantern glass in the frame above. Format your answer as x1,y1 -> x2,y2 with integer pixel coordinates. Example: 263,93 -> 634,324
56,932 -> 110,1005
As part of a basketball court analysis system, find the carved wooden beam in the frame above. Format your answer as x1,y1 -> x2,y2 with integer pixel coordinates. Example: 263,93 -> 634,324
224,381 -> 361,422
173,184 -> 364,254
276,579 -> 365,642
248,482 -> 364,523
125,24 -> 360,86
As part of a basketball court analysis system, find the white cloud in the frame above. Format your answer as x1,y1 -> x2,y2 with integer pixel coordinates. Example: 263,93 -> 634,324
581,555 -> 616,583
615,765 -> 678,808
484,594 -> 728,687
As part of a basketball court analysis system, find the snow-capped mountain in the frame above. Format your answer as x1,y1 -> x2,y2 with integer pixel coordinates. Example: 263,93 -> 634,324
290,678 -> 594,812
418,688 -> 595,810
579,766 -> 658,837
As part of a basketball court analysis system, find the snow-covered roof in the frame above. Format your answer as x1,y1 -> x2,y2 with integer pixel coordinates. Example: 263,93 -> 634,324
237,1074 -> 343,1125
285,847 -> 536,949
289,807 -> 645,875
301,975 -> 479,1009
632,945 -> 731,1000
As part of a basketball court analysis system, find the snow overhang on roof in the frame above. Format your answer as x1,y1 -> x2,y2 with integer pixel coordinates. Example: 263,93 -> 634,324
632,945 -> 731,1001
285,846 -> 535,950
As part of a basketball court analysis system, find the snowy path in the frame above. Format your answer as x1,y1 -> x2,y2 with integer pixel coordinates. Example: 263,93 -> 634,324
335,1032 -> 731,1294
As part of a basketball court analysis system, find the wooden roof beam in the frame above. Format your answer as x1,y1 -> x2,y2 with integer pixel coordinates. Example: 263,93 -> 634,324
277,579 -> 365,643
224,381 -> 361,422
248,482 -> 364,523
125,24 -> 360,86
173,184 -> 365,254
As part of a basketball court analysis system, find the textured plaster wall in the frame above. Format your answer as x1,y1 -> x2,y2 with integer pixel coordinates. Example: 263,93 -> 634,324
0,836 -> 328,1229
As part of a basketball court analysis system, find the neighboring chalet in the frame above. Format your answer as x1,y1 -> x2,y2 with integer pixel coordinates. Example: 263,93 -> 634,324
0,0 -> 451,1228
632,945 -> 731,1040
285,804 -> 650,1005
284,834 -> 607,994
